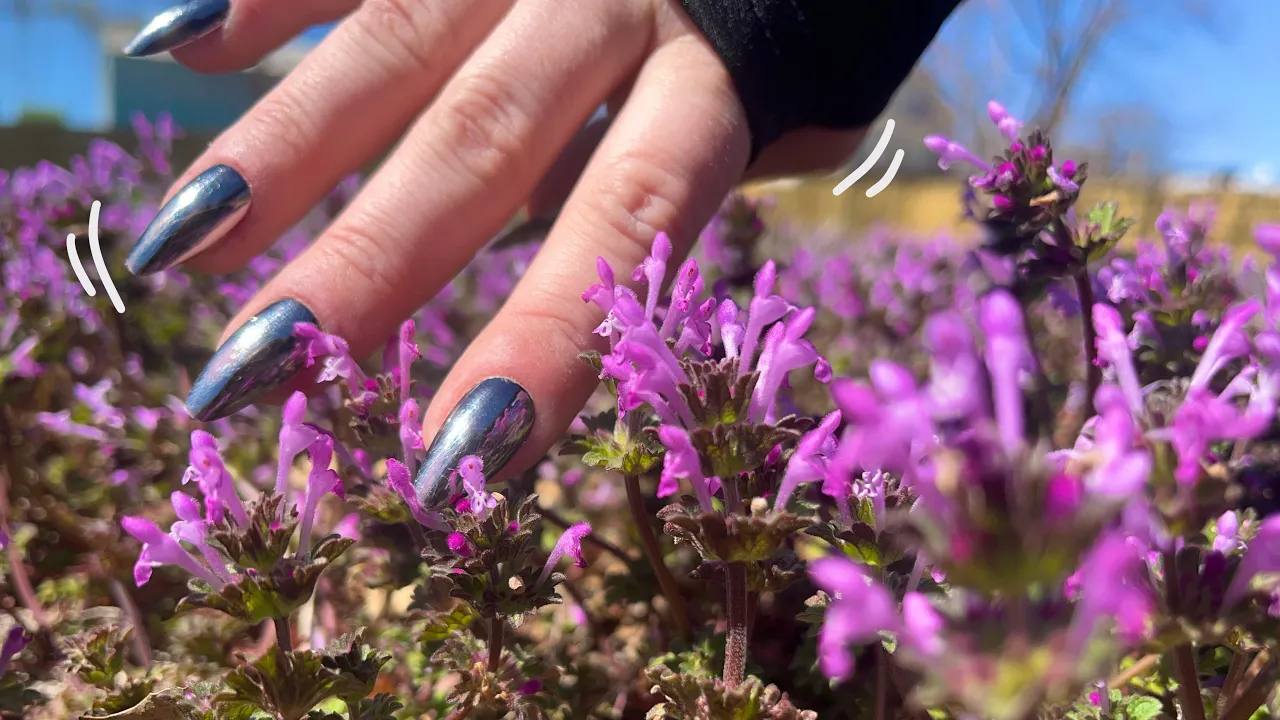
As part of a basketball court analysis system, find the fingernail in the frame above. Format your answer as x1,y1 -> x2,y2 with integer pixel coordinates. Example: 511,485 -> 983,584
126,164 -> 250,276
185,299 -> 317,422
123,0 -> 230,57
414,377 -> 536,510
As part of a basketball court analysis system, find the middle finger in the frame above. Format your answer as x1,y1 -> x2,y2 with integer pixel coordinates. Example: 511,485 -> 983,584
184,0 -> 656,421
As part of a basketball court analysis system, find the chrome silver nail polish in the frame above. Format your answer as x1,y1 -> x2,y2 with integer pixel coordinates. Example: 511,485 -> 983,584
185,299 -> 317,422
123,0 -> 230,57
414,378 -> 536,510
126,164 -> 250,276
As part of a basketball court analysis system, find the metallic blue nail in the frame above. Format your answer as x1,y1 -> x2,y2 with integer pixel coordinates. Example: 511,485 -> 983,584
123,0 -> 230,57
185,299 -> 317,422
126,164 -> 250,276
414,377 -> 536,510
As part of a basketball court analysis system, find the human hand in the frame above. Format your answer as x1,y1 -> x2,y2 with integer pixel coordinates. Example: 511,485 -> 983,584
122,0 -> 881,503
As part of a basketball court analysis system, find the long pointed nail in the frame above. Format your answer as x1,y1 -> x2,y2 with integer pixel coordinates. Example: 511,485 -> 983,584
414,378 -> 536,510
185,299 -> 317,422
123,0 -> 230,57
126,165 -> 250,276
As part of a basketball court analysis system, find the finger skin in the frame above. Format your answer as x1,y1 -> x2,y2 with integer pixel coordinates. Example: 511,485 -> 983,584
161,0 -> 517,276
220,0 -> 653,351
417,16 -> 752,488
167,0 -> 362,73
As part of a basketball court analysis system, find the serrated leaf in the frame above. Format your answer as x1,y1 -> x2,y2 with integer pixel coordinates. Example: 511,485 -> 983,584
1121,696 -> 1162,720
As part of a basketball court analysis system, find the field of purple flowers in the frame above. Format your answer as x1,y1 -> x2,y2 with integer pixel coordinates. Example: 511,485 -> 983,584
3,103 -> 1280,720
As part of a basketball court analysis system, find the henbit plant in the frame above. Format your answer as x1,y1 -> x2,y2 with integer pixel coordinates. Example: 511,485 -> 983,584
4,102 -> 1280,720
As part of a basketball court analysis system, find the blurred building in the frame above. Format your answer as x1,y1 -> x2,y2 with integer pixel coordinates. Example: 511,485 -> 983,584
99,21 -> 314,134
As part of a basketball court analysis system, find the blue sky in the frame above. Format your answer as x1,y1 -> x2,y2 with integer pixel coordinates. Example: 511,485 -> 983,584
1,0 -> 1277,179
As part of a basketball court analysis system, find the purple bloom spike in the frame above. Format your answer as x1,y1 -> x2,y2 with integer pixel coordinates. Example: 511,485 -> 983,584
657,425 -> 717,513
121,515 -> 223,589
277,391 -> 321,497
537,521 -> 592,588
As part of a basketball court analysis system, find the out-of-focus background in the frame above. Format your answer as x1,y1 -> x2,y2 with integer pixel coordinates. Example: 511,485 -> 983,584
0,0 -> 1275,244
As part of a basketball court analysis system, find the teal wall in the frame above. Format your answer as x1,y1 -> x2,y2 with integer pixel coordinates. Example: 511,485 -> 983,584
109,57 -> 276,133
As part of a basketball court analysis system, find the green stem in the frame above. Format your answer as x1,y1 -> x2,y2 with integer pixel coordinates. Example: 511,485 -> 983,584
1164,551 -> 1206,720
1220,654 -> 1277,720
874,647 -> 889,720
274,616 -> 293,653
724,562 -> 749,689
1074,269 -> 1101,414
488,616 -> 505,672
624,474 -> 693,639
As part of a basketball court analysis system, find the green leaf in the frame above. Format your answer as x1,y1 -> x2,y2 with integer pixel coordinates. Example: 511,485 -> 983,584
1122,696 -> 1163,720
215,649 -> 354,720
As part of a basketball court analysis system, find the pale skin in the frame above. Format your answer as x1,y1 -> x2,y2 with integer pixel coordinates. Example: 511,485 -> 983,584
163,0 -> 868,482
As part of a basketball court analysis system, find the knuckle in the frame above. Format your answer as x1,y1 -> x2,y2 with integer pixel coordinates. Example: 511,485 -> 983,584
511,295 -> 603,359
354,0 -> 436,71
588,152 -> 688,262
239,87 -> 320,167
318,214 -> 403,292
432,73 -> 533,185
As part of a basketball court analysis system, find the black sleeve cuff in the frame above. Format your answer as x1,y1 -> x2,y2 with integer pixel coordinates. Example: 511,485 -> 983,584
675,0 -> 964,160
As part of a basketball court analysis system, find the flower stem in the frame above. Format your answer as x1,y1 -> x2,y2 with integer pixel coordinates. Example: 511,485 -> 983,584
487,616 -> 505,672
0,468 -> 45,627
1217,650 -> 1251,716
723,562 -> 749,689
1220,654 -> 1277,720
274,616 -> 293,653
541,504 -> 633,563
624,474 -> 692,639
1074,269 -> 1101,413
1163,550 -> 1206,720
1107,653 -> 1160,689
874,647 -> 889,720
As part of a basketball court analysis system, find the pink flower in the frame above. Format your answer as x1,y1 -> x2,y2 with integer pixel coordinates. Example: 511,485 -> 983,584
277,391 -> 321,496
537,521 -> 592,588
657,425 -> 716,513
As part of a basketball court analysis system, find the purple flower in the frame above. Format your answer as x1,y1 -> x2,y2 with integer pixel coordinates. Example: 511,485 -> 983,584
458,455 -> 497,520
657,425 -> 716,513
183,430 -> 249,526
386,458 -> 437,527
3,336 -> 42,378
397,319 -> 421,402
1068,534 -> 1153,650
277,391 -> 321,496
168,491 -> 233,583
399,398 -> 423,461
1224,515 -> 1280,610
923,135 -> 992,173
1214,511 -> 1242,554
1256,224 -> 1280,259
0,626 -> 30,677
987,100 -> 1023,142
809,556 -> 940,681
447,532 -> 473,558
294,322 -> 369,389
297,435 -> 344,552
632,232 -> 673,322
537,521 -> 592,588
737,261 -> 794,377
1092,304 -> 1144,418
334,513 -> 361,541
748,307 -> 825,423
980,291 -> 1032,454
773,411 -> 842,512
121,515 -> 224,589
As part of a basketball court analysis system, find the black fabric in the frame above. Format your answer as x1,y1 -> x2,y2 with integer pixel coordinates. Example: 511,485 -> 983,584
675,0 -> 965,161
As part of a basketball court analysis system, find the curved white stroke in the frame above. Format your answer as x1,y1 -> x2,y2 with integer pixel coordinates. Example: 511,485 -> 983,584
87,201 -> 126,314
865,148 -> 905,198
832,118 -> 895,196
67,233 -> 96,297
